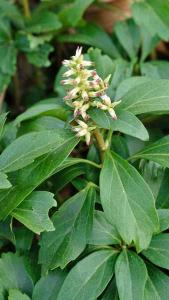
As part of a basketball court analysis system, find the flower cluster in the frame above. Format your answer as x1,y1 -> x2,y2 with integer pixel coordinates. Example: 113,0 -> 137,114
61,47 -> 120,144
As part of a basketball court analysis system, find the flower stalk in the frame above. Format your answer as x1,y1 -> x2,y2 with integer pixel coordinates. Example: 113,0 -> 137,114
61,47 -> 120,150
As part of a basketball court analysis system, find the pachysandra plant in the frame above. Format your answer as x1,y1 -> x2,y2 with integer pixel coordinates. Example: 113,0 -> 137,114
1,43 -> 169,299
61,46 -> 120,146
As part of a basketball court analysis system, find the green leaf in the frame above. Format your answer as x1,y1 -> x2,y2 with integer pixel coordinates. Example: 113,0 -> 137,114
115,250 -> 147,300
111,136 -> 129,159
0,172 -> 11,189
26,43 -> 54,67
144,263 -> 169,299
141,61 -> 169,79
100,151 -> 159,251
59,23 -> 121,59
59,0 -> 94,27
140,27 -> 159,62
14,227 -> 33,252
27,11 -> 62,33
54,164 -> 85,191
0,39 -> 17,76
158,209 -> 169,232
114,19 -> 140,59
88,48 -> 114,79
15,101 -> 68,125
130,135 -> 169,168
57,250 -> 117,300
8,289 -> 31,300
100,278 -> 119,300
39,186 -> 96,271
132,0 -> 169,41
0,252 -> 33,297
0,113 -> 7,139
142,233 -> 169,270
32,269 -> 67,300
157,169 -> 169,208
88,211 -> 121,246
144,277 -> 161,300
0,23 -> 17,91
0,0 -> 24,28
115,76 -> 150,100
89,109 -> 149,141
0,129 -> 73,173
119,79 -> 169,115
0,131 -> 78,220
12,191 -> 56,234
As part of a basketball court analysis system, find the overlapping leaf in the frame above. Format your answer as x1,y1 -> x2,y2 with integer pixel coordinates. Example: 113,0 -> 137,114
130,135 -> 169,168
0,131 -> 78,219
100,151 -> 159,251
57,250 -> 117,300
39,185 -> 96,271
12,191 -> 56,234
115,250 -> 147,300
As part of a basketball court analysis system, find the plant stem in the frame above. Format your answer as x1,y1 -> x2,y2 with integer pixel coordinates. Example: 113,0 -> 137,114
107,130 -> 113,150
22,0 -> 31,18
93,128 -> 107,162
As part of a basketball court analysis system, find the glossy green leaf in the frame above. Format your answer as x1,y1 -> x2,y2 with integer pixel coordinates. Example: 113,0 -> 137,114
144,277 -> 161,300
57,250 -> 117,300
8,289 -> 31,300
111,136 -> 129,159
14,227 -> 33,252
115,76 -> 150,100
156,169 -> 169,208
0,113 -> 7,139
32,269 -> 67,300
12,191 -> 56,234
54,163 -> 85,191
39,185 -> 96,271
89,109 -> 149,141
0,129 -> 75,173
27,11 -> 62,33
59,0 -> 94,27
0,252 -> 33,297
0,217 -> 14,245
0,131 -> 78,220
119,79 -> 169,115
100,151 -> 159,251
141,61 -> 169,79
140,27 -> 159,62
158,209 -> 169,232
114,19 -> 140,59
88,211 -> 121,246
132,0 -> 169,41
115,250 -> 147,300
130,135 -> 169,168
143,233 -> 169,270
59,23 -> 120,59
88,48 -> 114,80
0,172 -> 11,189
144,263 -> 169,299
15,101 -> 68,125
100,278 -> 119,300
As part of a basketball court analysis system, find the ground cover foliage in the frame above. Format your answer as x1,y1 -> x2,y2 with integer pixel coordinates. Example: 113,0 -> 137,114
1,0 -> 169,299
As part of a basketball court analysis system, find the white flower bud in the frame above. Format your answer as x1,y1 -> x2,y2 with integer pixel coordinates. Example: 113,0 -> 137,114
82,90 -> 89,101
63,69 -> 75,77
108,108 -> 117,120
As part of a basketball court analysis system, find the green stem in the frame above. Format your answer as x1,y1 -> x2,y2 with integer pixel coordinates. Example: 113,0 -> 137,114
93,128 -> 107,162
22,0 -> 31,18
